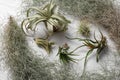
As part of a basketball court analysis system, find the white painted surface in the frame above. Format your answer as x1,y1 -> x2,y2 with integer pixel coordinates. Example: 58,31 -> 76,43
0,0 -> 118,79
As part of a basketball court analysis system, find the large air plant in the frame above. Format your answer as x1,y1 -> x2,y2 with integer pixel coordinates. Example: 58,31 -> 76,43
67,31 -> 107,74
57,43 -> 77,64
21,0 -> 70,36
34,38 -> 54,54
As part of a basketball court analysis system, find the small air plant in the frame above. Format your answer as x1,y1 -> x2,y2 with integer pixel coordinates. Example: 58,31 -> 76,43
21,0 -> 70,36
67,31 -> 107,74
78,20 -> 90,37
57,43 -> 77,64
34,38 -> 54,54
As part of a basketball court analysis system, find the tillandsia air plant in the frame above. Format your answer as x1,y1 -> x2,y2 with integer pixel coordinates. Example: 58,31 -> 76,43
78,20 -> 90,37
57,43 -> 77,64
67,31 -> 107,74
21,0 -> 70,36
34,38 -> 54,53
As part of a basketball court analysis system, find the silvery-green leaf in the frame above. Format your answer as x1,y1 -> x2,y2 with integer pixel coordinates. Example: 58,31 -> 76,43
48,0 -> 56,14
48,18 -> 60,27
31,17 -> 47,31
51,14 -> 71,23
46,22 -> 53,34
27,7 -> 46,17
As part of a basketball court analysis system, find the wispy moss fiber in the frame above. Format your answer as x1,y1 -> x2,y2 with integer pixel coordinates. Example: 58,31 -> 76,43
53,64 -> 77,80
80,55 -> 120,80
21,0 -> 48,15
57,0 -> 114,21
3,16 -> 56,80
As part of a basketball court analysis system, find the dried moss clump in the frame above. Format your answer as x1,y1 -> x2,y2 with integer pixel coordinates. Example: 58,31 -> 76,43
4,16 -> 56,80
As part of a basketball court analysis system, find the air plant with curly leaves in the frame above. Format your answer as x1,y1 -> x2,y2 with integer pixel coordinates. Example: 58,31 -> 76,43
34,38 -> 54,54
21,0 -> 70,36
78,20 -> 90,37
66,31 -> 107,74
57,43 -> 78,64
